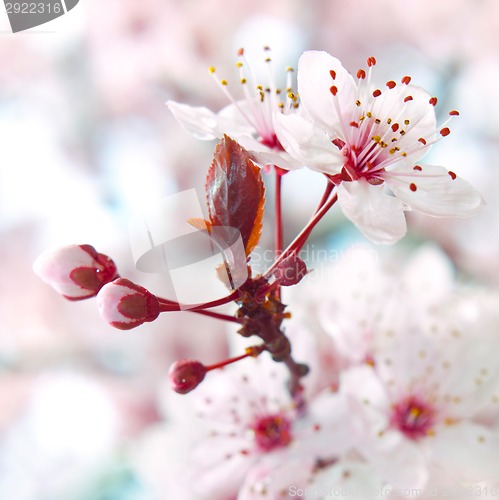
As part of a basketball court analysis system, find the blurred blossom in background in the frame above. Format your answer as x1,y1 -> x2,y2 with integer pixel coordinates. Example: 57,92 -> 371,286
0,0 -> 498,498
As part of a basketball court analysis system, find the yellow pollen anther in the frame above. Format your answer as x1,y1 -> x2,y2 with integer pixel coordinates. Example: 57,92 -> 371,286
355,100 -> 361,106
372,135 -> 381,143
287,92 -> 295,99
409,407 -> 422,418
286,66 -> 294,72
366,112 -> 372,118
236,62 -> 243,68
240,78 -> 247,84
404,119 -> 410,125
209,66 -> 216,74
220,79 -> 228,86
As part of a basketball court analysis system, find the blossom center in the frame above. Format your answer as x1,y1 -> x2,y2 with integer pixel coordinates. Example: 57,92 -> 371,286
252,413 -> 292,451
210,47 -> 298,152
390,396 -> 435,440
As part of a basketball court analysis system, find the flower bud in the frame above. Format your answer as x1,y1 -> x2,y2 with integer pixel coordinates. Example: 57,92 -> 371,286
169,359 -> 207,394
33,244 -> 118,300
273,254 -> 308,286
96,278 -> 160,330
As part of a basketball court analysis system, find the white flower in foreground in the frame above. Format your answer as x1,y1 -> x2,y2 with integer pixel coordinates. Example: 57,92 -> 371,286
275,51 -> 484,243
33,244 -> 118,300
166,356 -> 362,499
167,47 -> 302,170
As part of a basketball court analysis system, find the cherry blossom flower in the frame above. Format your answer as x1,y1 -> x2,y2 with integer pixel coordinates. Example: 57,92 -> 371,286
314,249 -> 499,490
96,278 -> 160,330
164,356 -> 363,499
167,47 -> 302,170
33,244 -> 118,300
275,51 -> 484,243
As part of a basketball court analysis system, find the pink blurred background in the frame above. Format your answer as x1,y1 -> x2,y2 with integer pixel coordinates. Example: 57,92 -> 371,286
0,1 -> 498,497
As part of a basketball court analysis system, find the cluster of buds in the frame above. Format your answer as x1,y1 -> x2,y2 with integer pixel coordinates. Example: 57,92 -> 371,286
33,241 -> 303,394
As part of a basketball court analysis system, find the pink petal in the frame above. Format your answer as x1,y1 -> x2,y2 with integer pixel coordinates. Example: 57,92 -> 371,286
385,164 -> 485,217
274,113 -> 343,173
167,101 -> 219,140
337,180 -> 407,244
297,51 -> 357,133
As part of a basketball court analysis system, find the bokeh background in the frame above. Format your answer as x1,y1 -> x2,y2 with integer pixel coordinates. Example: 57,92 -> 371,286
0,1 -> 498,498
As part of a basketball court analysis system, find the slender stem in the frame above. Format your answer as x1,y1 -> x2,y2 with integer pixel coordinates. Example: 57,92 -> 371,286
274,167 -> 284,301
205,344 -> 265,371
275,168 -> 284,257
191,309 -> 242,324
265,188 -> 338,278
156,289 -> 241,311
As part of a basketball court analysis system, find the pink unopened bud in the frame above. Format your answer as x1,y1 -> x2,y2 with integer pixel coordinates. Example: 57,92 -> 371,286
33,244 -> 118,300
169,359 -> 207,394
273,255 -> 308,286
96,278 -> 160,330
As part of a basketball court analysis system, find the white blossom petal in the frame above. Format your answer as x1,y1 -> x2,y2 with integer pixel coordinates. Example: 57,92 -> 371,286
274,113 -> 342,173
167,101 -> 219,140
297,50 -> 357,133
432,422 -> 499,480
385,164 -> 485,217
337,180 -> 407,244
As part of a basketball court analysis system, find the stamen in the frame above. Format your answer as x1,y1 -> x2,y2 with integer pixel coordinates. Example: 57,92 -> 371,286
429,97 -> 438,106
372,89 -> 382,98
410,183 -> 417,192
357,69 -> 366,79
367,56 -> 377,67
440,127 -> 451,137
404,95 -> 413,102
386,80 -> 396,89
401,76 -> 411,85
448,171 -> 457,180
330,86 -> 338,96
330,69 -> 337,80
449,110 -> 460,116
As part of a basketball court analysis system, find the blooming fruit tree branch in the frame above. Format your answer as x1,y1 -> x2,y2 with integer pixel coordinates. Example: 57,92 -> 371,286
34,49 -> 484,407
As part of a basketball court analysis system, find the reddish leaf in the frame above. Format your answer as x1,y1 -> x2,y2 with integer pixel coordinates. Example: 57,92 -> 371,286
206,135 -> 265,255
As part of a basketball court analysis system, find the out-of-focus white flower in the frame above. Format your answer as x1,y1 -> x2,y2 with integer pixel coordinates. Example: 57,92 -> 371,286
96,278 -> 160,330
167,47 -> 303,170
162,356 -> 363,499
316,246 -> 499,490
275,51 -> 484,243
33,244 -> 118,300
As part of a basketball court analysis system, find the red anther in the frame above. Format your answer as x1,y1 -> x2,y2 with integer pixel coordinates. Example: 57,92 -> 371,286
448,171 -> 457,180
391,123 -> 399,132
169,359 -> 207,394
372,89 -> 382,97
349,121 -> 359,128
330,85 -> 338,96
386,80 -> 396,89
357,69 -> 366,79
440,127 -> 451,137
367,56 -> 377,67
410,183 -> 418,192
429,97 -> 438,106
401,76 -> 411,85
237,47 -> 244,56
449,110 -> 460,116
413,165 -> 423,171
404,96 -> 413,102
418,138 -> 427,145
330,69 -> 337,80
